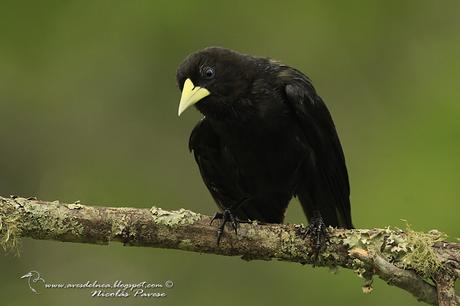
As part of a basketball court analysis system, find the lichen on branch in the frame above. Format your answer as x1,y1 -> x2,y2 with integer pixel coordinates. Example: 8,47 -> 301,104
0,195 -> 458,305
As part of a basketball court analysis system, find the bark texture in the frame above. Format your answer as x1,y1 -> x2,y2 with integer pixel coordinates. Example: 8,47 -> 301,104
0,196 -> 458,305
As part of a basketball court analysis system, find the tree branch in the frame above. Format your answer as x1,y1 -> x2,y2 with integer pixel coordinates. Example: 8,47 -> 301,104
0,195 -> 458,305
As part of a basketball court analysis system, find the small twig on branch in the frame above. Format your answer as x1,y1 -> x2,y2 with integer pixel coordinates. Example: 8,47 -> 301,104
0,195 -> 458,305
434,267 -> 459,306
350,248 -> 439,304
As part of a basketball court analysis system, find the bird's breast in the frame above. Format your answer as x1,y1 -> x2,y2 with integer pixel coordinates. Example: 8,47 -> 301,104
216,120 -> 309,194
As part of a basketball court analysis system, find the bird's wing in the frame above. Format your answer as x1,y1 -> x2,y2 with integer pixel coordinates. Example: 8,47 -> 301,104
188,118 -> 243,210
281,68 -> 353,228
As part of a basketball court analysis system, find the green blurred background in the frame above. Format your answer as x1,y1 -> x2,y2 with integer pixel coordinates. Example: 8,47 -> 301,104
1,1 -> 459,305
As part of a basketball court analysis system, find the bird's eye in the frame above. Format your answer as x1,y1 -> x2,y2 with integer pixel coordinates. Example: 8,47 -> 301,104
202,66 -> 215,79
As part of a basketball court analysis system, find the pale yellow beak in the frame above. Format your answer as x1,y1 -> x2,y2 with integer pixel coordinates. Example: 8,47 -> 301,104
178,78 -> 210,116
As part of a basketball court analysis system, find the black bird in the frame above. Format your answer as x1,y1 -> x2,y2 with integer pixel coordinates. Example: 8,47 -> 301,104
176,47 -> 353,248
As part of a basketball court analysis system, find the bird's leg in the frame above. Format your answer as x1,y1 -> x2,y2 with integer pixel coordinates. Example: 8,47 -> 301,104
306,210 -> 328,263
210,197 -> 250,245
210,209 -> 238,245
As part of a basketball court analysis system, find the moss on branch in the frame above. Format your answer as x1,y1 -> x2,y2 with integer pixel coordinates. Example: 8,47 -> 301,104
0,195 -> 458,305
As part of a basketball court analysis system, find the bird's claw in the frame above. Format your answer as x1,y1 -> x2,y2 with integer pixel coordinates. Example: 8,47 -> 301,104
210,209 -> 239,245
306,214 -> 328,264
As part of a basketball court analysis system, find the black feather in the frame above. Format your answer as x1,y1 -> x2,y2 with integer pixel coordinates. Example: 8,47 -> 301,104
178,47 -> 353,228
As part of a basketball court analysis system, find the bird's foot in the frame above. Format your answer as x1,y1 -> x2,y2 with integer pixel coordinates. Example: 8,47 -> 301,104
306,214 -> 328,263
210,209 -> 239,245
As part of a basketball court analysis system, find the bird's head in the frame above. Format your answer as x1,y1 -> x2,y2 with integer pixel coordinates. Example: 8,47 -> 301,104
176,47 -> 257,118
